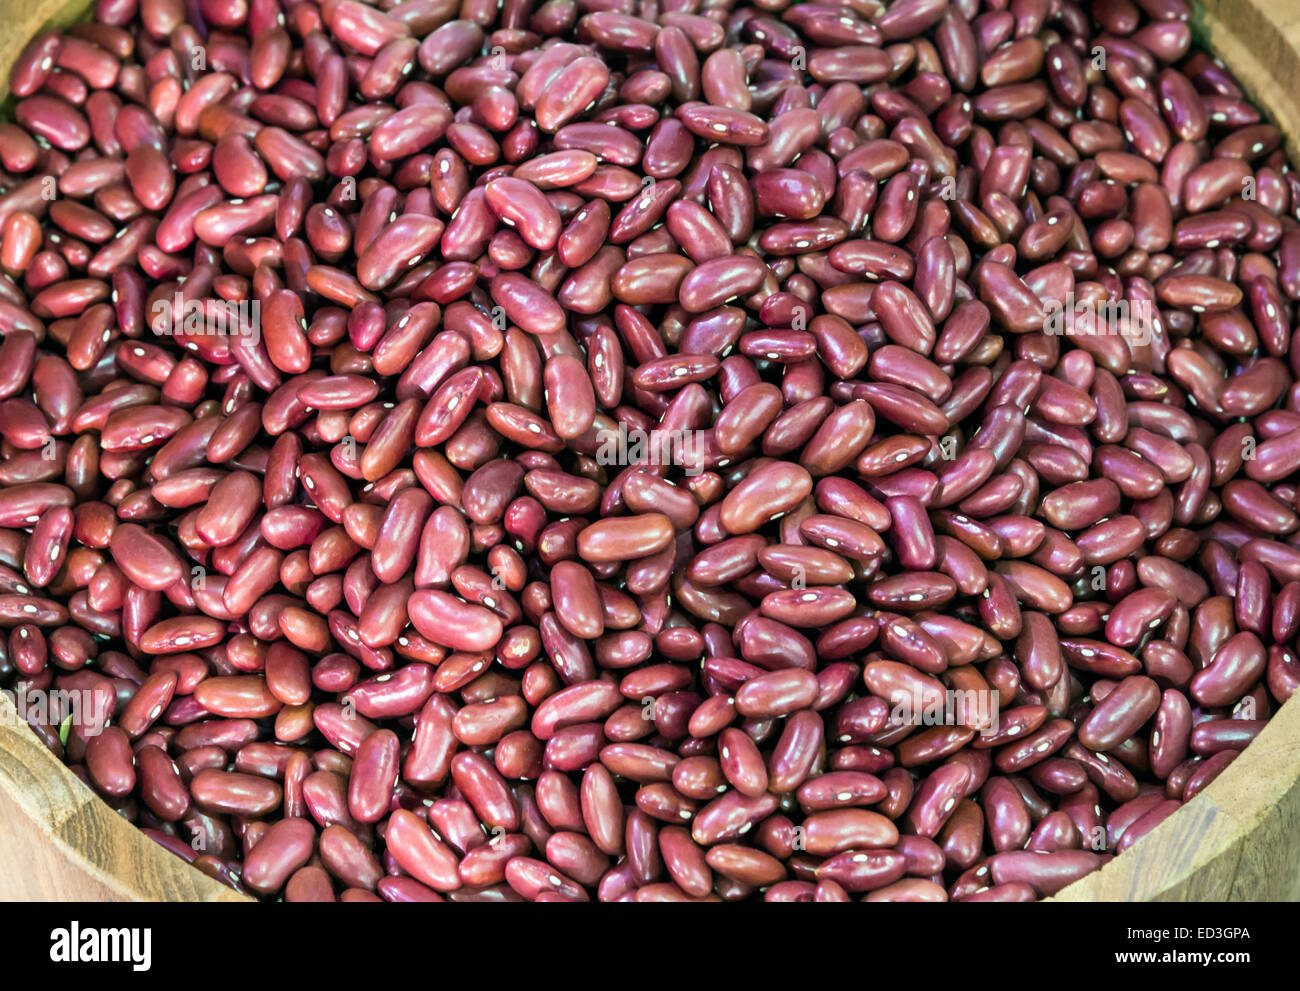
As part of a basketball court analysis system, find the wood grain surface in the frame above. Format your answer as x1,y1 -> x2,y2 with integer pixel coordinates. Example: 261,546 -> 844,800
1053,689 -> 1300,900
0,0 -> 96,103
1191,0 -> 1300,166
0,692 -> 246,900
1,0 -> 1299,901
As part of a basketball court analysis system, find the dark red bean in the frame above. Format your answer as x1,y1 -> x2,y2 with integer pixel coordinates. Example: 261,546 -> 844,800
0,0 -> 1291,909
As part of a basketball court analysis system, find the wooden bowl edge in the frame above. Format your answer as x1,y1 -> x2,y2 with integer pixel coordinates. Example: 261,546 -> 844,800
0,0 -> 98,105
0,692 -> 250,901
1055,0 -> 1300,901
1051,692 -> 1300,900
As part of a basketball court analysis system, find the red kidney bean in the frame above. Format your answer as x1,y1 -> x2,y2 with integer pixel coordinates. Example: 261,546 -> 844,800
815,849 -> 907,893
734,669 -> 819,719
1078,676 -> 1162,752
1191,632 -> 1267,708
578,514 -> 675,562
190,770 -> 283,817
988,850 -> 1105,896
84,725 -> 136,797
348,729 -> 400,824
135,745 -> 190,822
407,590 -> 504,653
0,0 -> 1293,908
242,818 -> 316,895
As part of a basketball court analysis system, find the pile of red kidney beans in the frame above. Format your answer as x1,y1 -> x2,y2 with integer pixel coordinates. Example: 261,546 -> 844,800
1,0 -> 1299,902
